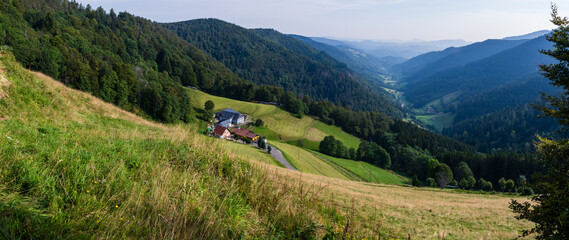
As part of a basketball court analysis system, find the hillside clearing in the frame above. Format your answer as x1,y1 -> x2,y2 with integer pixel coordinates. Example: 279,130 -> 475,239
189,88 -> 361,149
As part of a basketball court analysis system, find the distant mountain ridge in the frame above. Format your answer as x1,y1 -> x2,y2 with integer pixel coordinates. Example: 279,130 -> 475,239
290,35 -> 392,85
311,37 -> 469,59
394,39 -> 530,82
401,36 -> 554,108
502,30 -> 550,40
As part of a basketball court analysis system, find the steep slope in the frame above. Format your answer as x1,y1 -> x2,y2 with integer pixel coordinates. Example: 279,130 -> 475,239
403,36 -> 554,107
453,75 -> 560,123
162,19 -> 402,116
395,39 -> 529,82
0,0 -> 256,123
0,51 -> 332,239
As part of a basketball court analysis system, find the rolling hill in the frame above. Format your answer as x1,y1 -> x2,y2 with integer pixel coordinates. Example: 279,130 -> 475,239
290,35 -> 392,86
162,19 -> 402,117
394,39 -> 530,83
403,36 -> 554,108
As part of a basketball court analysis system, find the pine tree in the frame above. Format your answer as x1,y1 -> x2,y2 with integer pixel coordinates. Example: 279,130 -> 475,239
510,5 -> 569,239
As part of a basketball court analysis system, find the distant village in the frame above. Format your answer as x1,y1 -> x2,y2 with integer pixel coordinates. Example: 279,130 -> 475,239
208,108 -> 262,144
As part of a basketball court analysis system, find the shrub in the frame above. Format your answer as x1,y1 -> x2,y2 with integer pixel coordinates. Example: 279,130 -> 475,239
426,178 -> 436,187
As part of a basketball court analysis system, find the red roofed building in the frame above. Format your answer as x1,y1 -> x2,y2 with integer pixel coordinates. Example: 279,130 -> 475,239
231,128 -> 259,142
213,125 -> 231,139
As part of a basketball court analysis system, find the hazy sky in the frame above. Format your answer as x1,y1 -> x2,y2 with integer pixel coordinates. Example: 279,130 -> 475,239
77,0 -> 568,42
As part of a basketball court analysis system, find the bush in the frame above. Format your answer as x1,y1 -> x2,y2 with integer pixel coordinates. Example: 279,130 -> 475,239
255,119 -> 264,127
257,138 -> 266,149
426,178 -> 436,187
519,187 -> 534,196
412,175 -> 420,187
459,178 -> 469,189
450,179 -> 458,187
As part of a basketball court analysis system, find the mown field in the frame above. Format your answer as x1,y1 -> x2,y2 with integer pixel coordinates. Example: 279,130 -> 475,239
271,167 -> 534,239
310,151 -> 408,185
269,141 -> 349,180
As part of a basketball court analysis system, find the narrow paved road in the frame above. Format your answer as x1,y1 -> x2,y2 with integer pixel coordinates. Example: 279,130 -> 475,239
238,140 -> 296,171
267,144 -> 296,171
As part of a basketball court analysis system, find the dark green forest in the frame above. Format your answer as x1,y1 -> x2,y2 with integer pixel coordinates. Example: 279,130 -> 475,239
403,36 -> 554,108
163,19 -> 402,117
444,105 -> 560,153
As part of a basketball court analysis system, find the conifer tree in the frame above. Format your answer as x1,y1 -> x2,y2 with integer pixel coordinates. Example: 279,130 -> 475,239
510,5 -> 569,239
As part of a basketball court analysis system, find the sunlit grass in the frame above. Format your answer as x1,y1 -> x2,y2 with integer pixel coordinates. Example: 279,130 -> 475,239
189,89 -> 361,147
310,151 -> 409,185
269,141 -> 349,180
269,166 -> 534,240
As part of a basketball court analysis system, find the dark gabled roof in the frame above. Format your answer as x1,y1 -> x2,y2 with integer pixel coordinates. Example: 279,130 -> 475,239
215,108 -> 243,121
213,125 -> 229,136
231,128 -> 258,139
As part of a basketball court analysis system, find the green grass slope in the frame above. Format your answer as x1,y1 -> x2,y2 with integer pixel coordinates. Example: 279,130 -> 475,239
189,88 -> 361,149
310,152 -> 409,185
269,141 -> 349,180
0,52 -> 338,239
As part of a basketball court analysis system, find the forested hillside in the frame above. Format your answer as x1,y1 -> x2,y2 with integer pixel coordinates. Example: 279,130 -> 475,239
444,105 -> 560,153
394,39 -> 529,83
403,36 -> 554,107
453,76 -> 560,122
290,35 -> 391,86
162,19 -> 402,117
0,0 -> 250,123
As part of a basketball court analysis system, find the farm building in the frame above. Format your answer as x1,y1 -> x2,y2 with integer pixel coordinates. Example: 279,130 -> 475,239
213,125 -> 231,139
215,108 -> 245,127
231,128 -> 259,142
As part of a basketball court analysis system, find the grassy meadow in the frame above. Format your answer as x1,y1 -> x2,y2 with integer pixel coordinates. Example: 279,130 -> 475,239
271,167 -> 534,239
0,51 -> 536,239
311,151 -> 409,185
189,88 -> 361,149
269,141 -> 349,180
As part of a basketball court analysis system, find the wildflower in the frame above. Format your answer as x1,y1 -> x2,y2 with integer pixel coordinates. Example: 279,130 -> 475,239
86,190 -> 90,193
120,218 -> 124,221
115,205 -> 118,208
